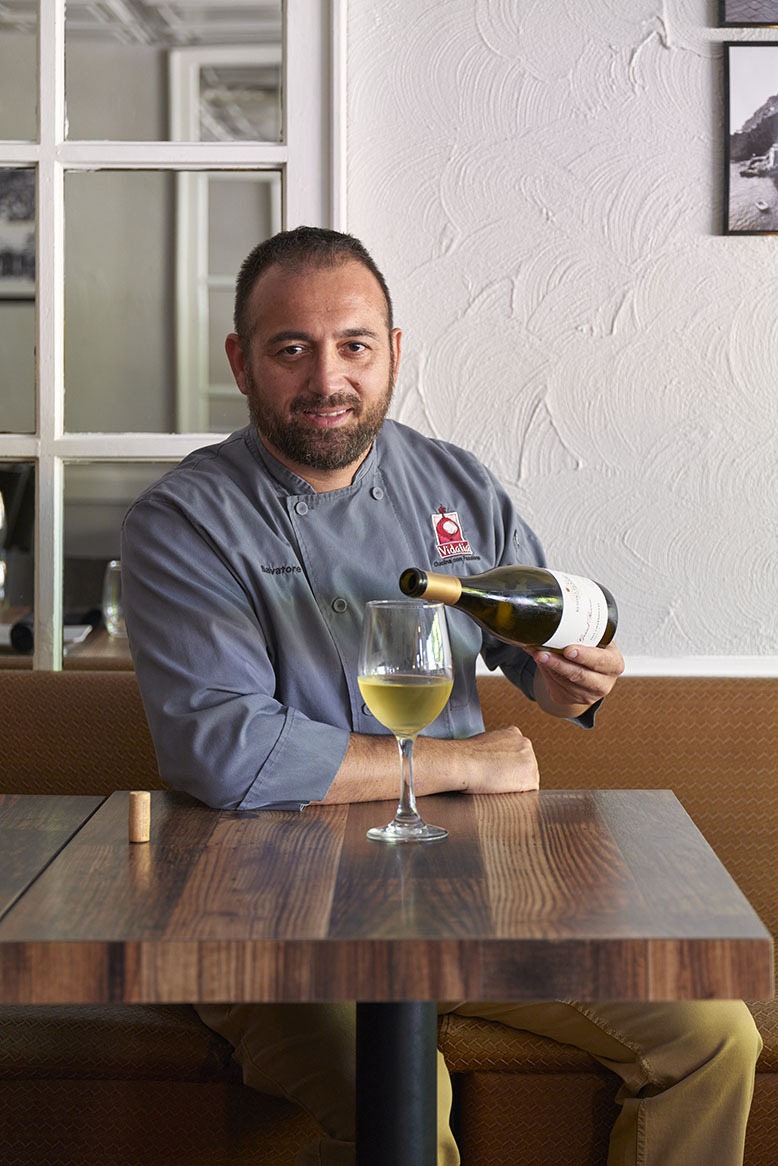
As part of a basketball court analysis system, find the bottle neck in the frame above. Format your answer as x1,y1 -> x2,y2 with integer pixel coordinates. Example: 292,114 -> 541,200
421,571 -> 463,605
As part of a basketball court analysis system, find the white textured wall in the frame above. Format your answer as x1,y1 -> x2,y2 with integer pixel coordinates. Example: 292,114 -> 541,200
346,0 -> 778,670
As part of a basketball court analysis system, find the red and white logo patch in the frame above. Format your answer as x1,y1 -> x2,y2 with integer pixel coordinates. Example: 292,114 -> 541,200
432,505 -> 472,559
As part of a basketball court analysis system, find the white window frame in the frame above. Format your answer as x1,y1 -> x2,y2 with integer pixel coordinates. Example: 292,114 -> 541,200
170,46 -> 284,431
0,0 -> 346,669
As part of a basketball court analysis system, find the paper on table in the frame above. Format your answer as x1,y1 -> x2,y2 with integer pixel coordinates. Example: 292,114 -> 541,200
64,625 -> 93,650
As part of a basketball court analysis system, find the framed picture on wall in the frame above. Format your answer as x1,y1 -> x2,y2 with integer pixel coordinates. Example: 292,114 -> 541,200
0,169 -> 35,300
724,42 -> 778,233
720,1 -> 778,25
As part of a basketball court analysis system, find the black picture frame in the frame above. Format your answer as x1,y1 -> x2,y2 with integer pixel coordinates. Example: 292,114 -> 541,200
719,1 -> 778,26
0,169 -> 35,300
724,42 -> 778,233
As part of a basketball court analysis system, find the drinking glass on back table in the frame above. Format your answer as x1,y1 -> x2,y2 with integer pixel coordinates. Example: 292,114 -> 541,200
357,599 -> 453,842
102,559 -> 127,638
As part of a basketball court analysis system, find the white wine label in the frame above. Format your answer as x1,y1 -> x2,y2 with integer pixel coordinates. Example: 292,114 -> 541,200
543,571 -> 609,649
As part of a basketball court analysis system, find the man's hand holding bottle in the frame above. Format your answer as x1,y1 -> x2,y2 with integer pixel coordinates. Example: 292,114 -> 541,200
529,640 -> 625,720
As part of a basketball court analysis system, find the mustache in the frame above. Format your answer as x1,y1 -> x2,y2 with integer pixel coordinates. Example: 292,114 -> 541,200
290,393 -> 361,414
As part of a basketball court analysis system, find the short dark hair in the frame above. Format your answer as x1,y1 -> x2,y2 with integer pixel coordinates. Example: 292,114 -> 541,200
233,225 -> 394,343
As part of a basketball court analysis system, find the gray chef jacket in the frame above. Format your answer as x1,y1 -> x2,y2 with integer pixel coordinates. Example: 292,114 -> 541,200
121,420 -> 553,810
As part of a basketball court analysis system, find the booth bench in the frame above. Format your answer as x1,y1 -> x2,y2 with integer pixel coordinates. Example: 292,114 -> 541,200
0,669 -> 775,1165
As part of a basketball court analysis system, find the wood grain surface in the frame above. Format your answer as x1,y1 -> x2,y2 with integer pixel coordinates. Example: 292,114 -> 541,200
0,790 -> 772,1005
0,794 -> 104,918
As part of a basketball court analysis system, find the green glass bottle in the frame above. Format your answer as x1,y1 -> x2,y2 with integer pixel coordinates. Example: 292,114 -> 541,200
399,564 -> 617,650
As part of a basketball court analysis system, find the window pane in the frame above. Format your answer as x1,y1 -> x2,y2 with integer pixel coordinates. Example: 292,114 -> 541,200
0,462 -> 34,620
66,2 -> 282,142
0,8 -> 37,140
0,168 -> 36,433
199,61 -> 282,142
209,175 -> 281,271
62,462 -> 170,668
64,170 -> 176,433
64,460 -> 168,565
65,168 -> 280,434
208,288 -> 235,382
208,391 -> 249,434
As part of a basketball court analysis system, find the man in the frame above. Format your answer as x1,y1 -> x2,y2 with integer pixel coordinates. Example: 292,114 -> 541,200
122,226 -> 760,1166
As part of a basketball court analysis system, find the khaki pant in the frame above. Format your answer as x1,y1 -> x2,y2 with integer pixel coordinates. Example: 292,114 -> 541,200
196,998 -> 761,1166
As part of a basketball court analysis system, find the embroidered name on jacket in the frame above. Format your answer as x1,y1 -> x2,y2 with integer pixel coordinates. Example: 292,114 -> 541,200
261,564 -> 303,575
432,505 -> 472,558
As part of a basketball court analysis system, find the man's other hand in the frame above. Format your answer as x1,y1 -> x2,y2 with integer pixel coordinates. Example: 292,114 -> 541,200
529,640 -> 624,720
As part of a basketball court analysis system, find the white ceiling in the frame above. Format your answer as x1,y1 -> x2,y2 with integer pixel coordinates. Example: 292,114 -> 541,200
0,1 -> 282,46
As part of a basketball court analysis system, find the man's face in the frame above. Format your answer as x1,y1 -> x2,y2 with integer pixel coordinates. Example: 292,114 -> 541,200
226,259 -> 402,490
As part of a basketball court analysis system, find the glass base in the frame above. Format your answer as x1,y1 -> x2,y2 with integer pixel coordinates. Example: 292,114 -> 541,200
366,819 -> 448,843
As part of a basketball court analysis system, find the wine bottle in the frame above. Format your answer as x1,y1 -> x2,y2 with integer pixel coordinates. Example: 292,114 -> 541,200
399,565 -> 617,650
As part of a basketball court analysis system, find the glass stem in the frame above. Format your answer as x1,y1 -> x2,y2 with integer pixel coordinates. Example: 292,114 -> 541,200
394,735 -> 421,824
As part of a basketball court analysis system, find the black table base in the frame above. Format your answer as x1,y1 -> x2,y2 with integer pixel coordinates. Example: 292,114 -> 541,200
356,1001 -> 438,1165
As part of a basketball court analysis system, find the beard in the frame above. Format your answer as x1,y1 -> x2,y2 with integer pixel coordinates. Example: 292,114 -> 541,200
245,369 -> 394,473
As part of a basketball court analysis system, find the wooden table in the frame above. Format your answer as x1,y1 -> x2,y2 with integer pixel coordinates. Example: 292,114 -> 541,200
0,789 -> 772,1164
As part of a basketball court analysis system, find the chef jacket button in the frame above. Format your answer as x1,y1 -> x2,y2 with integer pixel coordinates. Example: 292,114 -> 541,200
294,501 -> 309,516
370,486 -> 384,500
332,597 -> 348,613
362,703 -> 373,717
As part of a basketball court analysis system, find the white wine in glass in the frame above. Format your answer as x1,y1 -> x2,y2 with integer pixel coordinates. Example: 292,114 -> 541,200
358,599 -> 453,842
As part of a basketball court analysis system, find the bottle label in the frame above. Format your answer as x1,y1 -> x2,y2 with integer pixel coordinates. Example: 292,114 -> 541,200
543,571 -> 609,649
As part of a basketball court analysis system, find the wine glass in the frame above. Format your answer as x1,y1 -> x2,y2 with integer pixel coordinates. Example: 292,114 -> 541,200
358,599 -> 453,843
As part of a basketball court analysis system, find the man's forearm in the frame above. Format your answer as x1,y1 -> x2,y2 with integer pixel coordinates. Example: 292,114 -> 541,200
312,726 -> 540,804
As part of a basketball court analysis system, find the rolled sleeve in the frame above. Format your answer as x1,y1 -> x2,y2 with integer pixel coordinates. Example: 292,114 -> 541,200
236,708 -> 349,809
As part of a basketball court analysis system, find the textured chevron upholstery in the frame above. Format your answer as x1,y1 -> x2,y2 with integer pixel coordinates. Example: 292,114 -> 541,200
451,675 -> 778,1166
0,670 -> 162,795
0,670 -> 775,1165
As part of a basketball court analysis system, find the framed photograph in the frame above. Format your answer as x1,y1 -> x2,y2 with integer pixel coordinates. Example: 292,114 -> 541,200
0,169 -> 35,299
720,1 -> 778,25
724,42 -> 778,233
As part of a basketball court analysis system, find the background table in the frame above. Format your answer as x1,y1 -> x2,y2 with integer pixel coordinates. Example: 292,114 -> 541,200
0,605 -> 133,669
